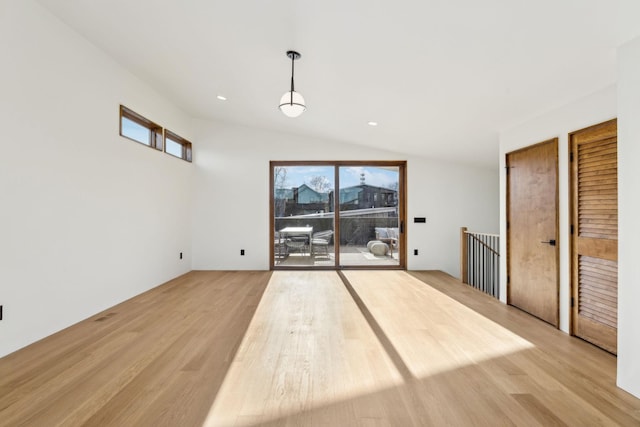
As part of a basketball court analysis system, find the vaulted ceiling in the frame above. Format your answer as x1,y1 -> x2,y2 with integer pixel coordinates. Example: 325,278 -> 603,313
37,0 -> 640,166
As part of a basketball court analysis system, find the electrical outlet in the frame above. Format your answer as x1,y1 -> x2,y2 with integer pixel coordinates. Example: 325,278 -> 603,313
240,249 -> 245,256
180,252 -> 183,259
414,249 -> 419,255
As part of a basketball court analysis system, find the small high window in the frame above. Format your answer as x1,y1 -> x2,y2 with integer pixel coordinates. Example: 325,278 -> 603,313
120,105 -> 163,151
164,130 -> 192,162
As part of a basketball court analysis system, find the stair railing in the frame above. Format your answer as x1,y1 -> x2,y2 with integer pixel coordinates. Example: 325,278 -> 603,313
460,227 -> 500,299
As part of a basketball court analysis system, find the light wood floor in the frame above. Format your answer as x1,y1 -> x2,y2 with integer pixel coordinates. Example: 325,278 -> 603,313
1,270 -> 639,426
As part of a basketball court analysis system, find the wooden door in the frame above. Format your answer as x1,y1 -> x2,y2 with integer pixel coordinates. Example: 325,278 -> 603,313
570,119 -> 618,354
507,139 -> 559,327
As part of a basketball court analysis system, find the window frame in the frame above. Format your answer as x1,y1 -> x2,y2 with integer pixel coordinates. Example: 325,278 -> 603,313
119,105 -> 164,151
270,160 -> 407,271
164,129 -> 193,162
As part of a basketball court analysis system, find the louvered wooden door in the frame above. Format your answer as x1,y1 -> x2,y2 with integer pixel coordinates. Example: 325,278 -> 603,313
570,119 -> 617,354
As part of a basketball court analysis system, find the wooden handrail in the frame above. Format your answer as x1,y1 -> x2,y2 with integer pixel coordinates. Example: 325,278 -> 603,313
466,233 -> 500,256
464,230 -> 499,238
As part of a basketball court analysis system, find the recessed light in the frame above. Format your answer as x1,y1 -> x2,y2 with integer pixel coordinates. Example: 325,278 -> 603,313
217,95 -> 227,101
368,121 -> 378,126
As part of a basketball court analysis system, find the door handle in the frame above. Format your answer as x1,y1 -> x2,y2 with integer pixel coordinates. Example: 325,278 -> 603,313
541,239 -> 556,246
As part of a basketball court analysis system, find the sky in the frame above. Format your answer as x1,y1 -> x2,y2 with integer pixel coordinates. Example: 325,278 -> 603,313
122,117 -> 182,157
275,165 -> 399,191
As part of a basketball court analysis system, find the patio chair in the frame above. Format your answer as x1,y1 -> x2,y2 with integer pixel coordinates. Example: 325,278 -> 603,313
311,230 -> 333,257
375,227 -> 398,257
274,231 -> 288,260
285,236 -> 308,254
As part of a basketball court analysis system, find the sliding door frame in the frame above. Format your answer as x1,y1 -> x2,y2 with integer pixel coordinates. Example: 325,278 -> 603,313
270,160 -> 407,270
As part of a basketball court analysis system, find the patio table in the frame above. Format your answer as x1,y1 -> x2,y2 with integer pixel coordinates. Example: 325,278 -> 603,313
279,226 -> 313,255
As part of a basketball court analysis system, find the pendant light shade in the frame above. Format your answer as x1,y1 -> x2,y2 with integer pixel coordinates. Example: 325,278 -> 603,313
279,51 -> 306,118
279,90 -> 306,117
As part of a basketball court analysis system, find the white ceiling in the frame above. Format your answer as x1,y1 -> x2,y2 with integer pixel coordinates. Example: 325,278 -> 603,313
36,0 -> 640,167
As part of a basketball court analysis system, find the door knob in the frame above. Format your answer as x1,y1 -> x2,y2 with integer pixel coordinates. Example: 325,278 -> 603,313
541,239 -> 556,246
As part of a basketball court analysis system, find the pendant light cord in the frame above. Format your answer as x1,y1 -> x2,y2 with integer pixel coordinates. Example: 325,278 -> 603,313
290,55 -> 295,104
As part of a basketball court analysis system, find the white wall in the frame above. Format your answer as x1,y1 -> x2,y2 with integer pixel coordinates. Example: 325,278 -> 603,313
617,36 -> 640,398
0,0 -> 499,359
498,86 -> 616,333
499,79 -> 640,399
0,0 -> 193,357
191,120 -> 498,275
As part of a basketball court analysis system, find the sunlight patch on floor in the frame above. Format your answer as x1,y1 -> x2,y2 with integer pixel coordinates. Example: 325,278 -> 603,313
203,270 -> 536,426
342,270 -> 535,379
202,271 -> 403,427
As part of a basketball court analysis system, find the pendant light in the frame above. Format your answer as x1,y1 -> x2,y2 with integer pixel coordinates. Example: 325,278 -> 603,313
279,50 -> 306,118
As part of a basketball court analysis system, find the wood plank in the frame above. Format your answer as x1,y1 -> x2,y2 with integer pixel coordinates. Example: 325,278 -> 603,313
578,214 -> 617,220
580,271 -> 617,284
578,153 -> 617,164
577,162 -> 618,174
578,141 -> 617,152
578,188 -> 617,195
573,121 -> 616,143
409,271 -> 637,425
577,238 -> 618,260
204,271 -> 411,426
578,310 -> 616,325
579,298 -> 617,313
579,195 -> 617,201
579,147 -> 617,159
580,285 -> 618,301
2,270 -> 639,426
579,266 -> 617,278
579,225 -> 617,232
0,271 -> 272,427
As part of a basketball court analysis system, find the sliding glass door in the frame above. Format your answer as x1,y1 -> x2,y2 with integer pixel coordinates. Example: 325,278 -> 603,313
271,161 -> 405,269
338,165 -> 401,267
273,164 -> 335,267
